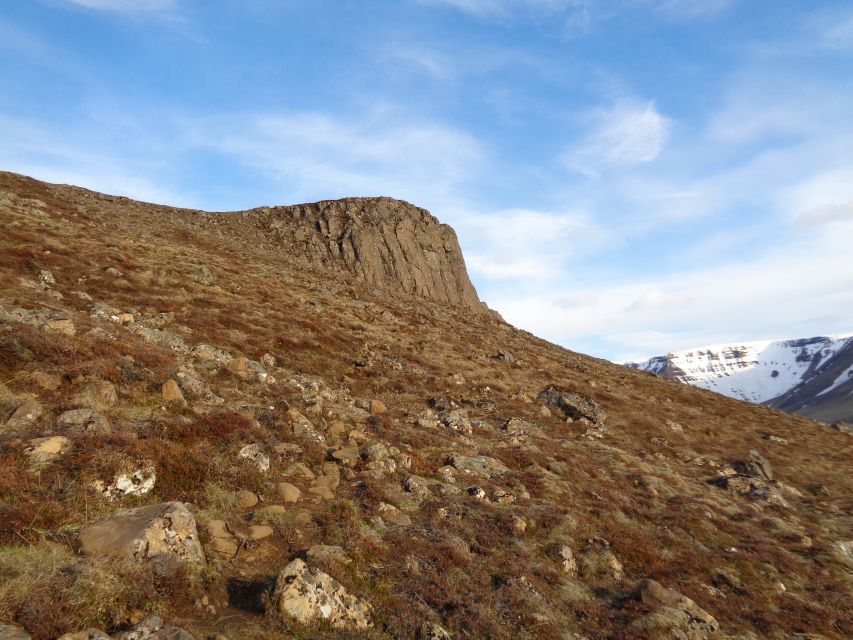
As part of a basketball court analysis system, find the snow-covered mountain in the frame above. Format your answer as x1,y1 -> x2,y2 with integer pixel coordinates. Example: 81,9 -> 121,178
626,334 -> 853,423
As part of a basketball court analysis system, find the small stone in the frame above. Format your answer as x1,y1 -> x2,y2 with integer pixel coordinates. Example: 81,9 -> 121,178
306,544 -> 351,564
235,490 -> 259,509
161,379 -> 186,404
248,525 -> 274,540
370,399 -> 388,415
276,482 -> 302,503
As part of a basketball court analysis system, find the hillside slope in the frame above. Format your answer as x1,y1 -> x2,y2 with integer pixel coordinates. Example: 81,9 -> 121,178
627,336 -> 853,424
1,172 -> 851,640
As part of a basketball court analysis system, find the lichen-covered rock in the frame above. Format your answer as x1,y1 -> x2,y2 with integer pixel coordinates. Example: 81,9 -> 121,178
631,579 -> 719,640
78,501 -> 205,565
93,464 -> 156,500
238,443 -> 270,472
538,386 -> 605,424
271,558 -> 371,629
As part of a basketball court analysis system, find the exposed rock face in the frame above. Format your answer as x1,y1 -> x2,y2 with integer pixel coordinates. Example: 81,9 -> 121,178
78,502 -> 204,565
271,558 -> 372,629
215,197 -> 485,311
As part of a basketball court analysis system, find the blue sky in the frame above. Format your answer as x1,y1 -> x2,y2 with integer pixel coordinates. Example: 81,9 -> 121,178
2,1 -> 853,361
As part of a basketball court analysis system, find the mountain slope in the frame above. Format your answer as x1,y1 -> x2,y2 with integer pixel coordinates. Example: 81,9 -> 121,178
1,171 -> 851,640
627,335 -> 853,423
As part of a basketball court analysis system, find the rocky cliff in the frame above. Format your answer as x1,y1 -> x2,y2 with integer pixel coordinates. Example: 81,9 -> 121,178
202,197 -> 486,311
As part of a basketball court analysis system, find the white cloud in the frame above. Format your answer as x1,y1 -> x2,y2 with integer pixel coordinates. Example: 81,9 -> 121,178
625,290 -> 694,312
563,100 -> 671,176
489,215 -> 853,361
182,110 -> 484,211
457,208 -> 605,280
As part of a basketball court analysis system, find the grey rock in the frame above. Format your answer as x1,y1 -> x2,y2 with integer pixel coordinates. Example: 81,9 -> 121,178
56,408 -> 111,436
537,386 -> 605,424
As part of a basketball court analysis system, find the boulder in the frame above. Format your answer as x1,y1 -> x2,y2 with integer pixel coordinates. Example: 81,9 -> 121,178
5,399 -> 42,430
632,579 -> 719,640
78,501 -> 205,565
271,558 -> 372,629
56,408 -> 111,436
537,386 -> 605,424
276,482 -> 302,503
747,450 -> 773,482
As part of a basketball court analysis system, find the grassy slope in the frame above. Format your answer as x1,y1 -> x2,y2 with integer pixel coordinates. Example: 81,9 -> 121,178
0,171 -> 851,639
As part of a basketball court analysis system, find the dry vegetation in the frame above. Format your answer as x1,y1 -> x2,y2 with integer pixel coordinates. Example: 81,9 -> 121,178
0,171 -> 851,639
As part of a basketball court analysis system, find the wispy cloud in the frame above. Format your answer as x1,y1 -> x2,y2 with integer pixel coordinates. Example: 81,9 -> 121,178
563,100 -> 671,176
182,109 -> 485,211
457,208 -> 605,280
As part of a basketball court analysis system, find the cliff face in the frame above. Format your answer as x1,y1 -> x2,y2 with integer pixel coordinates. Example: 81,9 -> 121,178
211,197 -> 485,311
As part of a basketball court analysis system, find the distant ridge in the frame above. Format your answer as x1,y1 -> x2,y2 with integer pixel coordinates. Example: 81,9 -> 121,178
627,334 -> 853,423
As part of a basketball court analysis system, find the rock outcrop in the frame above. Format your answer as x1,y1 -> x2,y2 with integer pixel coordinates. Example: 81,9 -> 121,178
210,197 -> 485,311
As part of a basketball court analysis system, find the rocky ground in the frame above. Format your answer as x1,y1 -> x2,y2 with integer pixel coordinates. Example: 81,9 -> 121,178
0,171 -> 851,640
